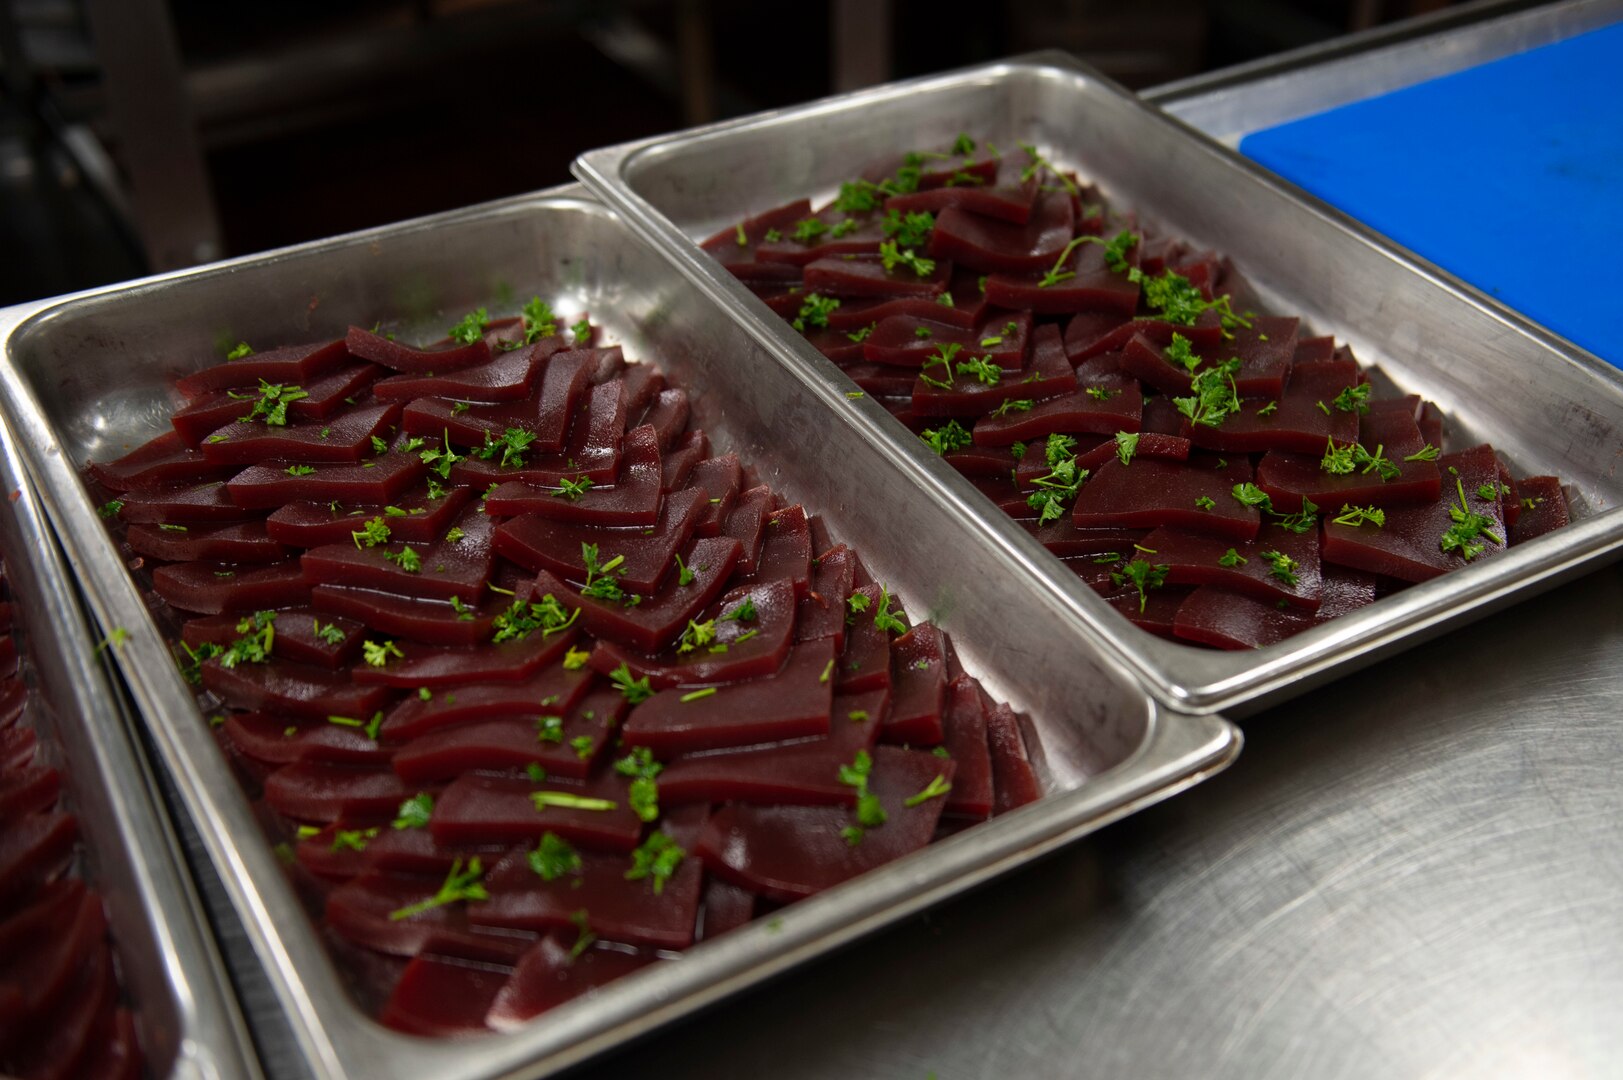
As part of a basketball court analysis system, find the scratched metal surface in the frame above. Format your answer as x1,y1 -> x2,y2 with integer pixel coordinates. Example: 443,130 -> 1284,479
567,561 -> 1623,1080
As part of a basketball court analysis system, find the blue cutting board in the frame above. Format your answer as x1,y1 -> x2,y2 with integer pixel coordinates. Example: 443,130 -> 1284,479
1239,20 -> 1623,367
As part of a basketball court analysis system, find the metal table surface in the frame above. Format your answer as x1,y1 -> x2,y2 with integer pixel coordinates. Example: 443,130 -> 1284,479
168,6 -> 1623,1077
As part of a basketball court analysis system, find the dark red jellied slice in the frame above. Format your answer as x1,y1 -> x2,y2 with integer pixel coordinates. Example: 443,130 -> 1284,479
984,237 -> 1140,316
485,932 -> 658,1032
379,955 -> 505,1036
202,656 -> 392,721
226,449 -> 427,511
984,700 -> 1042,814
151,558 -> 311,614
927,190 -> 1074,273
430,772 -> 645,852
1510,476 -> 1569,545
1073,454 -> 1261,541
379,667 -> 593,740
175,338 -> 350,398
802,256 -> 953,300
694,746 -> 956,902
531,537 -> 742,656
972,386 -> 1142,445
620,639 -> 835,755
113,481 -> 257,525
493,487 -> 706,594
311,584 -> 499,648
483,424 -> 664,526
88,429 -> 238,493
883,624 -> 947,745
1172,564 -> 1378,649
939,677 -> 994,820
266,483 -> 474,547
351,628 -> 581,689
468,834 -> 702,950
1136,523 -> 1324,610
182,607 -> 363,668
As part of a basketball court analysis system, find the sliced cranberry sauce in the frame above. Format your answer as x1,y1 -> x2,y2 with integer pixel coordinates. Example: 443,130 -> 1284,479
0,553 -> 146,1073
87,272 -> 1047,1036
707,133 -> 1571,651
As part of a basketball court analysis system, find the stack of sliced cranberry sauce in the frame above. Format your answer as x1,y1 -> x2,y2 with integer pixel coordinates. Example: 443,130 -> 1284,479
88,304 -> 1043,1034
705,134 -> 1573,649
0,556 -> 144,1079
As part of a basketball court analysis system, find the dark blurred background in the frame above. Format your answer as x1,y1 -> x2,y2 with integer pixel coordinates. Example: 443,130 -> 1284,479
0,0 -> 1510,305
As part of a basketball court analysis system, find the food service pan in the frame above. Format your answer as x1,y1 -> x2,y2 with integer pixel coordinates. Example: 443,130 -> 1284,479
0,186 -> 1238,1080
573,52 -> 1623,715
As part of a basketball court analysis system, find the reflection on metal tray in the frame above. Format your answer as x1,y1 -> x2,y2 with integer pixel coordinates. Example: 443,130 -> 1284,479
0,186 -> 1238,1080
572,50 -> 1623,716
0,407 -> 258,1078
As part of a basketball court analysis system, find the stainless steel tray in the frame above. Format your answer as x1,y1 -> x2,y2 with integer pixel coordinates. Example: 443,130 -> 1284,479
0,186 -> 1239,1080
573,52 -> 1623,716
0,393 -> 258,1077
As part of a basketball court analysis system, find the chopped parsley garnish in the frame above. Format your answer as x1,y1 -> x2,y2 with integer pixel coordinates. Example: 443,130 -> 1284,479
553,474 -> 593,501
234,379 -> 308,426
1331,383 -> 1372,415
1115,431 -> 1139,467
226,341 -> 254,360
680,687 -> 717,703
1439,476 -> 1502,561
677,618 -> 717,654
1321,438 -> 1358,475
921,342 -> 954,389
951,133 -> 976,156
529,832 -> 582,882
419,430 -> 464,479
312,619 -> 346,645
1256,401 -> 1279,417
1404,444 -> 1440,462
904,774 -> 952,808
285,464 -> 315,476
530,791 -> 617,812
614,746 -> 663,822
362,638 -> 404,667
791,217 -> 828,245
447,307 -> 490,345
846,323 -> 876,343
1128,267 -> 1252,333
1173,358 -> 1242,428
388,856 -> 488,921
1332,504 -> 1386,528
352,516 -> 391,549
98,499 -> 124,519
1164,333 -> 1200,375
579,542 -> 641,607
830,217 -> 859,239
734,223 -> 749,247
1027,452 -> 1088,525
1218,548 -> 1247,567
1259,550 -> 1300,586
1016,142 -> 1079,196
383,546 -> 422,573
491,594 -> 578,642
881,209 -> 934,250
331,828 -> 378,853
220,611 -> 277,668
475,426 -> 537,469
624,831 -> 685,894
1195,495 -> 1216,511
956,352 -> 1002,386
837,749 -> 887,845
1112,559 -> 1170,613
392,793 -> 434,830
872,586 -> 908,635
792,292 -> 840,332
832,179 -> 883,214
990,397 -> 1034,418
568,909 -> 596,958
536,715 -> 564,743
609,662 -> 654,704
1273,496 -> 1319,535
522,296 -> 558,342
562,646 -> 591,671
1232,482 -> 1272,511
878,239 -> 935,278
920,418 -> 973,455
569,734 -> 596,760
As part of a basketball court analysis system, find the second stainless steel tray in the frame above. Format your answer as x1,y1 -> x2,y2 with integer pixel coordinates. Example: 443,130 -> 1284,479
0,387 -> 257,1079
573,51 -> 1623,716
0,186 -> 1238,1080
